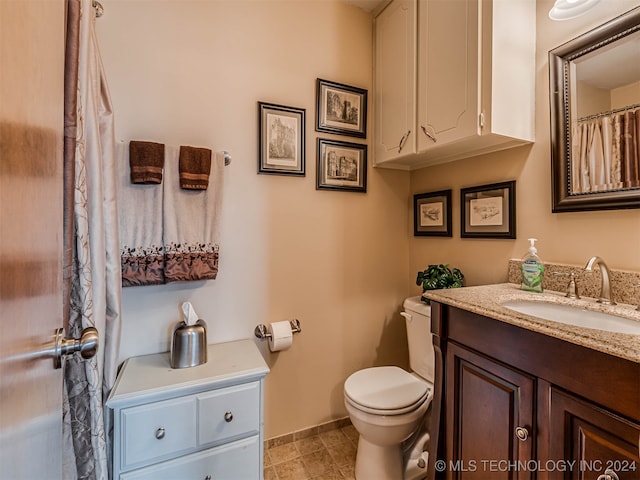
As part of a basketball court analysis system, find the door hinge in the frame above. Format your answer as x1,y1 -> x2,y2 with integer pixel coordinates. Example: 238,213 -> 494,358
479,112 -> 485,129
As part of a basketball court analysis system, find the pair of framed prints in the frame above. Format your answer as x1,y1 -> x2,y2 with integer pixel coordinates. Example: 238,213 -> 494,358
414,181 -> 516,239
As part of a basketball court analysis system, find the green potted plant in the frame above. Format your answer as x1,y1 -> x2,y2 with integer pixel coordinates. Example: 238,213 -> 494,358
416,264 -> 464,304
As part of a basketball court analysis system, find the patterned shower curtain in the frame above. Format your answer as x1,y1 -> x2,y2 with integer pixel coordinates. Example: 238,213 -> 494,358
571,108 -> 640,194
62,1 -> 122,479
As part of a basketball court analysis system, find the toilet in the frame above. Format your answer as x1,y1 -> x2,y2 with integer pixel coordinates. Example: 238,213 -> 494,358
344,296 -> 434,480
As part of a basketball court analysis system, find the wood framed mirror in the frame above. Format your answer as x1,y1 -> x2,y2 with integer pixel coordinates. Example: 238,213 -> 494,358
549,6 -> 640,212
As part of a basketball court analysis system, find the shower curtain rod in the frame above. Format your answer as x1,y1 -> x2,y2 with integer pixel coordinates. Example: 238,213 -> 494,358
93,0 -> 104,17
577,102 -> 640,123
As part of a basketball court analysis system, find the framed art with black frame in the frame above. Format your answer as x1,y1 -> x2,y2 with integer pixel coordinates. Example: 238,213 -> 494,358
413,189 -> 452,237
316,138 -> 367,193
258,101 -> 305,176
460,181 -> 516,239
316,78 -> 367,138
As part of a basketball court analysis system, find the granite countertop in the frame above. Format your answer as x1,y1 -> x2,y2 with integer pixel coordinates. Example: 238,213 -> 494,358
423,283 -> 640,363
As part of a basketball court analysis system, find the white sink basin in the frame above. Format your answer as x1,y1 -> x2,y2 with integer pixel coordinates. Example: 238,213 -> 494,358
501,300 -> 640,335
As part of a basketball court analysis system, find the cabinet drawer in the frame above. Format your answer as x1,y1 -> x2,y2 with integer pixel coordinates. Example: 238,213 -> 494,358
197,381 -> 260,446
120,435 -> 260,480
121,396 -> 197,469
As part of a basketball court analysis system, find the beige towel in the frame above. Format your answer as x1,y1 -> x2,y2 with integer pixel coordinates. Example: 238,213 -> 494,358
117,141 -> 165,286
163,146 -> 225,283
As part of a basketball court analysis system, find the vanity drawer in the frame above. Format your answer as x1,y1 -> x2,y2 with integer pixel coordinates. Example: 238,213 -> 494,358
120,396 -> 197,469
197,381 -> 260,446
119,435 -> 260,480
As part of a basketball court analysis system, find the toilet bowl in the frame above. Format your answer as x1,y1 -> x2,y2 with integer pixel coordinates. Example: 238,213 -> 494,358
344,296 -> 434,480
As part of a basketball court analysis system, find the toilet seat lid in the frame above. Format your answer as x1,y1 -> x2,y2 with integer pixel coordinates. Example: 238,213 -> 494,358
344,366 -> 429,411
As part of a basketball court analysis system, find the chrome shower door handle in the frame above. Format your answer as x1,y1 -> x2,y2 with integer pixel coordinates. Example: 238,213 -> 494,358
52,327 -> 99,369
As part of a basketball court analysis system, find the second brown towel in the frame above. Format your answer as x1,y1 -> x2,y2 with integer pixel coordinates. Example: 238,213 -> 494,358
179,146 -> 212,190
129,140 -> 165,184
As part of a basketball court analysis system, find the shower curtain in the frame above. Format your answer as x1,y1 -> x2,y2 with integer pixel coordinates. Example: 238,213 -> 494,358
62,1 -> 122,479
571,108 -> 640,194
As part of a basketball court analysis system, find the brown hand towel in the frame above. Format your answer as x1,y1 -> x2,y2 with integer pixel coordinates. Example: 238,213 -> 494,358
129,140 -> 165,184
179,145 -> 212,190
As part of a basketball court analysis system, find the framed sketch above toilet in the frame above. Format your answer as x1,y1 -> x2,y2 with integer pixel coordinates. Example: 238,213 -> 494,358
413,189 -> 452,237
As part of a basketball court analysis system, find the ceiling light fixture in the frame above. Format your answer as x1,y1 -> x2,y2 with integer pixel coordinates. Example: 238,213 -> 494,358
549,0 -> 601,21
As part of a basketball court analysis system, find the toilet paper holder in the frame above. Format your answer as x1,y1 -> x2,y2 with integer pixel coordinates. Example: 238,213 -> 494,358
254,319 -> 302,340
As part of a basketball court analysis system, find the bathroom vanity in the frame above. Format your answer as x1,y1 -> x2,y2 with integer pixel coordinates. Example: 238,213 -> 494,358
107,339 -> 269,480
425,284 -> 640,480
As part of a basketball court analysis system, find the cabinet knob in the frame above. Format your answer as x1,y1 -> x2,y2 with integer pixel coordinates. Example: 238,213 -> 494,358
155,427 -> 166,439
205,476 -> 212,480
224,411 -> 233,423
597,469 -> 619,480
515,426 -> 529,441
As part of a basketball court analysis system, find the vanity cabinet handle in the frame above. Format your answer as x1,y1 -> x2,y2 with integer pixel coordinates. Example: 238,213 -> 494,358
597,469 -> 619,480
205,475 -> 212,480
155,427 -> 166,440
515,426 -> 529,441
224,411 -> 233,423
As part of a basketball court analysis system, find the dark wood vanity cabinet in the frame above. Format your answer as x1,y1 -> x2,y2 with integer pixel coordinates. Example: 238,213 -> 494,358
548,387 -> 640,480
429,302 -> 640,480
446,343 -> 535,480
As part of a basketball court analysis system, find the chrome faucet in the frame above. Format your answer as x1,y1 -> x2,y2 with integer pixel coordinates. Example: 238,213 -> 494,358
584,256 -> 616,305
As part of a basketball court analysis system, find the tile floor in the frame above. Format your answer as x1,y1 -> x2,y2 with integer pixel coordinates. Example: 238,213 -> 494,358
264,424 -> 359,480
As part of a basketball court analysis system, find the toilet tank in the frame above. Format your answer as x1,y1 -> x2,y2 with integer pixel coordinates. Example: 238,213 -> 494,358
402,296 -> 435,384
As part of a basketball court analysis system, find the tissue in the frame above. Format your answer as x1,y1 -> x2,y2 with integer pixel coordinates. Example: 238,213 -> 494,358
181,301 -> 199,326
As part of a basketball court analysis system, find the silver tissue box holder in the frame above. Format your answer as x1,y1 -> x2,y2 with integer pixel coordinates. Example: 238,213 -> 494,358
170,319 -> 207,369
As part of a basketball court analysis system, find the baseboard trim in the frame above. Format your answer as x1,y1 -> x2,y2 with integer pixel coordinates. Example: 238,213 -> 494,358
265,416 -> 352,449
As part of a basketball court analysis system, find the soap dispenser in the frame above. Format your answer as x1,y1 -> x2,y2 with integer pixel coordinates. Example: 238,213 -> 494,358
521,238 -> 544,293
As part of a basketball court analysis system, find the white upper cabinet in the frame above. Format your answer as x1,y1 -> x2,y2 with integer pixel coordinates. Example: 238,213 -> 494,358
374,0 -> 417,164
373,0 -> 535,170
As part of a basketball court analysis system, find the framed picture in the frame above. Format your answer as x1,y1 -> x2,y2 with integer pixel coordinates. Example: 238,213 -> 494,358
316,78 -> 367,138
461,181 -> 516,239
413,190 -> 452,237
316,138 -> 367,193
258,102 -> 305,176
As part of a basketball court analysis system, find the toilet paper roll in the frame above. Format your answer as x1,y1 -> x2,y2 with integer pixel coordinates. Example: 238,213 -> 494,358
267,321 -> 293,352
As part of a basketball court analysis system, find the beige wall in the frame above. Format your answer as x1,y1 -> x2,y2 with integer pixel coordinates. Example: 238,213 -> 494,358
98,0 -> 640,440
410,0 -> 640,292
97,1 -> 410,439
611,80 -> 640,109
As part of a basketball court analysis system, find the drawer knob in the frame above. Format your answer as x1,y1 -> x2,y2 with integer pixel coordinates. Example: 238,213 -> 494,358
515,426 -> 528,441
205,476 -> 212,480
155,427 -> 166,439
224,411 -> 233,423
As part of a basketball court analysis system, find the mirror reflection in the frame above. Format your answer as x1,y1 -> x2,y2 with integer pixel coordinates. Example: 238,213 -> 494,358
570,30 -> 640,194
549,6 -> 640,212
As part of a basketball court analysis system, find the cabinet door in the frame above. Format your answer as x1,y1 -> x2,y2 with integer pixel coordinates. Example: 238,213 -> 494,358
417,0 -> 479,152
548,388 -> 640,480
373,0 -> 416,164
446,343 -> 535,480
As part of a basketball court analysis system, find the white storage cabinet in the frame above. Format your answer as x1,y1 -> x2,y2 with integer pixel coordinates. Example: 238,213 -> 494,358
373,0 -> 535,170
107,339 -> 269,480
